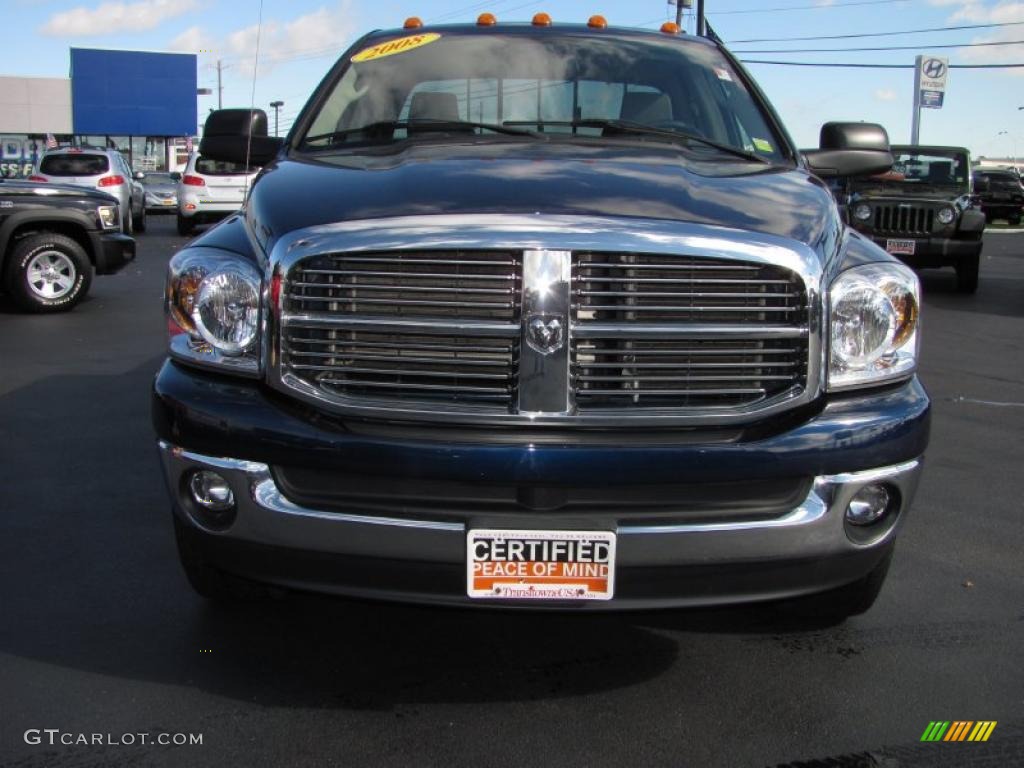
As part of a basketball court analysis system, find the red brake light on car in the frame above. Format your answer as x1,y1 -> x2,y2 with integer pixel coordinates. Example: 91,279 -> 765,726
28,175 -> 48,182
182,174 -> 206,186
98,175 -> 125,187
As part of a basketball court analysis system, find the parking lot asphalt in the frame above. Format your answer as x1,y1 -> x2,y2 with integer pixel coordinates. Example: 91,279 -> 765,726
0,216 -> 1022,768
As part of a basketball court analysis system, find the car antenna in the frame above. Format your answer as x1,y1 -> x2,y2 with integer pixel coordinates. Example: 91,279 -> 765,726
244,0 -> 265,197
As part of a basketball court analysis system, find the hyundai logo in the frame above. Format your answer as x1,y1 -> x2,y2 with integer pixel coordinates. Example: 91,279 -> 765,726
923,59 -> 946,80
526,314 -> 564,355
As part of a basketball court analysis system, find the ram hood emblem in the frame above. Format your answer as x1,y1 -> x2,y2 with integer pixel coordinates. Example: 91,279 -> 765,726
526,314 -> 565,355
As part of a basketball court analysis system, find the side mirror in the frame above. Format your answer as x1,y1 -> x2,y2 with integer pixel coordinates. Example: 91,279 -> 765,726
134,170 -> 145,180
802,122 -> 894,179
199,108 -> 282,166
170,171 -> 182,181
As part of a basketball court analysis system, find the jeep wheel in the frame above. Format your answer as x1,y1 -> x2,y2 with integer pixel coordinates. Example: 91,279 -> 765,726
956,252 -> 980,294
4,233 -> 92,313
173,514 -> 271,602
176,214 -> 195,237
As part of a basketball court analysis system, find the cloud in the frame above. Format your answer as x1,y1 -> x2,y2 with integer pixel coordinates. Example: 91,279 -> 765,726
41,0 -> 198,37
939,2 -> 1024,74
874,88 -> 898,101
170,3 -> 357,75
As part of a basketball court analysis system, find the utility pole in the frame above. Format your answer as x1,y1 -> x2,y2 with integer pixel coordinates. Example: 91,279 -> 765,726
270,100 -> 284,137
216,59 -> 224,109
672,0 -> 692,27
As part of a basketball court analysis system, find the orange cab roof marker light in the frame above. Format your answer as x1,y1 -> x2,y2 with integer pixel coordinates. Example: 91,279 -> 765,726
532,12 -> 552,26
477,12 -> 497,26
403,16 -> 423,29
587,15 -> 608,29
660,21 -> 680,35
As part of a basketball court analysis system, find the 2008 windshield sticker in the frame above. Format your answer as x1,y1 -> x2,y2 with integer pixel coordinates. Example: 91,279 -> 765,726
351,33 -> 442,63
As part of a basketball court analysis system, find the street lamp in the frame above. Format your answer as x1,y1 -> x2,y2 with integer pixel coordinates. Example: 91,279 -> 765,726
269,100 -> 284,137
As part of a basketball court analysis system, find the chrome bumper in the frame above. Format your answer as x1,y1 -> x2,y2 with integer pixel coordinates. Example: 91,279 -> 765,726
158,439 -> 922,570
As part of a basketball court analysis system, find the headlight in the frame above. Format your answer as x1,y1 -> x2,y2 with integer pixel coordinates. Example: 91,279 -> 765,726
828,262 -> 919,391
936,207 -> 955,225
852,202 -> 872,222
166,249 -> 262,376
97,205 -> 118,229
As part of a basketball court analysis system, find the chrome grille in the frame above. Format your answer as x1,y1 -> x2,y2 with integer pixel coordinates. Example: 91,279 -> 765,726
572,252 -> 808,410
873,205 -> 934,235
285,251 -> 521,321
276,234 -> 814,424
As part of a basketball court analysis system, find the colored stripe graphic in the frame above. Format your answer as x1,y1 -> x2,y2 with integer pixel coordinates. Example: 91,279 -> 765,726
921,721 -> 950,741
920,721 -> 997,742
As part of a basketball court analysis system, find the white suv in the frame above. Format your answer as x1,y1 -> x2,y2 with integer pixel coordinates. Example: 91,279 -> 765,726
176,152 -> 258,235
31,148 -> 147,233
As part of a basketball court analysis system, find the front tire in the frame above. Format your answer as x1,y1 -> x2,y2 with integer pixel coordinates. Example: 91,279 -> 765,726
176,213 -> 195,237
3,233 -> 92,313
956,252 -> 980,294
133,199 -> 146,233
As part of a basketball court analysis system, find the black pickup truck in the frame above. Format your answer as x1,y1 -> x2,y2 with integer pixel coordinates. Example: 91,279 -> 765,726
1,178 -> 136,312
154,20 -> 929,618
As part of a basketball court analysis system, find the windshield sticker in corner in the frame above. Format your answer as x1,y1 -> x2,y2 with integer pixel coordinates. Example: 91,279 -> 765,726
351,33 -> 442,63
752,138 -> 774,153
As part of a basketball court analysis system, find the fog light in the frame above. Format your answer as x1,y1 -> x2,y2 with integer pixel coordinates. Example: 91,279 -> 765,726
189,470 -> 235,512
846,484 -> 891,526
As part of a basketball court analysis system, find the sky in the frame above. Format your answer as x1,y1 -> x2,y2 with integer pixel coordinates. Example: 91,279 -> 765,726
2,0 -> 1023,159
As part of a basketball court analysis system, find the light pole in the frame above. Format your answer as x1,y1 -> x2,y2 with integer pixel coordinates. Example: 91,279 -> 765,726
270,100 -> 284,137
997,130 -> 1017,171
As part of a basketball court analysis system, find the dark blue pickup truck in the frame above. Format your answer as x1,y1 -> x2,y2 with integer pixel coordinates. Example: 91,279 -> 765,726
153,19 -> 929,617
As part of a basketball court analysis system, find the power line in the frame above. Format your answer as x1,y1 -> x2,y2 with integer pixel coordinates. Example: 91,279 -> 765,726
740,60 -> 1024,68
734,39 -> 1024,54
729,20 -> 1024,43
711,0 -> 909,15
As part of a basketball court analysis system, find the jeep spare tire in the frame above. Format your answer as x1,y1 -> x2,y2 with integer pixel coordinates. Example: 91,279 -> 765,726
4,233 -> 92,312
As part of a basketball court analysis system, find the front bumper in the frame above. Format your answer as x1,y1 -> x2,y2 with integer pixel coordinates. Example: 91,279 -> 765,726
867,235 -> 981,268
89,231 -> 136,275
153,361 -> 930,609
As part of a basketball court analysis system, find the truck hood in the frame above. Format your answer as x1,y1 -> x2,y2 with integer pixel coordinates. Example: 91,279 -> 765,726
246,141 -> 836,254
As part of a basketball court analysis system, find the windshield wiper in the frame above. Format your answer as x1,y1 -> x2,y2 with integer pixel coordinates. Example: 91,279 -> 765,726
301,119 -> 541,148
503,118 -> 771,164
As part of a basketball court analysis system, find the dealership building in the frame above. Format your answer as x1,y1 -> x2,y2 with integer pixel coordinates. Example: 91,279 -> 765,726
0,47 -> 197,179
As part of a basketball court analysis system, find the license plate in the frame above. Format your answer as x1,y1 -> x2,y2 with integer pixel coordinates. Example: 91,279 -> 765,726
886,239 -> 916,256
467,529 -> 616,601
162,199 -> 175,205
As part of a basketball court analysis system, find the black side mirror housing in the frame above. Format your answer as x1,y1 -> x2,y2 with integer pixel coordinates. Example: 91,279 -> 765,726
802,122 -> 894,179
169,171 -> 182,181
198,108 -> 283,166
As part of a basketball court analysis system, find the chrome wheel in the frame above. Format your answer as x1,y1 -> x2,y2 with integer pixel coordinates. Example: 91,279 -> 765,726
26,250 -> 77,300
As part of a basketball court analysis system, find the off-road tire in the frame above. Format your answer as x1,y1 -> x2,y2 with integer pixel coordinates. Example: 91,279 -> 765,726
3,233 -> 92,313
956,252 -> 980,294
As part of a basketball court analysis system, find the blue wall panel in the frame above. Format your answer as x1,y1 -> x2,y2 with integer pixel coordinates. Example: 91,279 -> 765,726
71,48 -> 197,136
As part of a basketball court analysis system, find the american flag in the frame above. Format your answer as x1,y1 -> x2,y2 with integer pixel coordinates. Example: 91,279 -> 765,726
45,133 -> 58,149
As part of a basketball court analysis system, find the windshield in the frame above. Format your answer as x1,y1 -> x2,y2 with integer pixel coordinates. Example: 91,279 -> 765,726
298,31 -> 786,162
855,150 -> 969,192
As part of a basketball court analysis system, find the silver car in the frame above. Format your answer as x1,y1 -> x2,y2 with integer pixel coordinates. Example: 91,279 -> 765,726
142,171 -> 181,213
32,148 -> 146,233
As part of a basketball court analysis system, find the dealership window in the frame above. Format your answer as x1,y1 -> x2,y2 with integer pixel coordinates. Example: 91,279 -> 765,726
132,136 -> 167,172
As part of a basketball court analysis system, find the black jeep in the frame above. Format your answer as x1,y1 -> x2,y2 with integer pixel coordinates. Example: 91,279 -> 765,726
0,178 -> 135,312
845,145 -> 984,293
972,168 -> 1024,225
